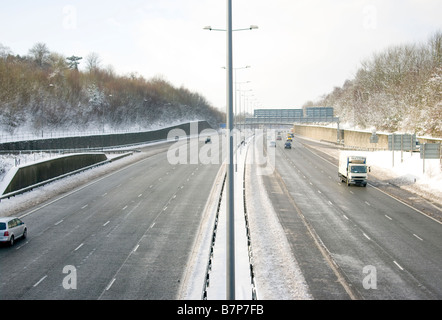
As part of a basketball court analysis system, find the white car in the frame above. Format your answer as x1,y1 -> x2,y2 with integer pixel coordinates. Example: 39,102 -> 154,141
0,217 -> 27,246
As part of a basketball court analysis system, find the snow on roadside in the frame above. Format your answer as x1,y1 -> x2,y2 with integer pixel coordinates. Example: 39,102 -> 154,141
245,138 -> 312,300
0,152 -> 53,183
367,150 -> 442,204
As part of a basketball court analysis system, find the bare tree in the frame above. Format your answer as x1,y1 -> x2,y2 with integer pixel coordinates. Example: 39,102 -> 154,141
0,43 -> 12,59
85,52 -> 101,73
29,42 -> 50,68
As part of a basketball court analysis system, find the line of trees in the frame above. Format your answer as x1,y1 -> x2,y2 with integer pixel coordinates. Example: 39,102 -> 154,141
0,43 -> 225,135
307,31 -> 441,137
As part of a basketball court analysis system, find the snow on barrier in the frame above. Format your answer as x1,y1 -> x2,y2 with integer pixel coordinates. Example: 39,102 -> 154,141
0,152 -> 132,199
0,121 -> 212,152
1,153 -> 105,196
202,135 -> 257,300
202,173 -> 227,300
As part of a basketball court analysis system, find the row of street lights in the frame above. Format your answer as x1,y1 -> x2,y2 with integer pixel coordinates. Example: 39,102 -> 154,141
203,0 -> 258,300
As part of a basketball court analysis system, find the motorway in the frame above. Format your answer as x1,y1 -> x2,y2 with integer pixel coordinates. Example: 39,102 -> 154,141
264,135 -> 442,299
0,140 -> 221,300
1,133 -> 442,300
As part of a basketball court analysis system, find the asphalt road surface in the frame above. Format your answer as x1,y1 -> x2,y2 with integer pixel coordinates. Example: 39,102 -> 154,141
264,135 -> 442,299
0,139 -> 221,300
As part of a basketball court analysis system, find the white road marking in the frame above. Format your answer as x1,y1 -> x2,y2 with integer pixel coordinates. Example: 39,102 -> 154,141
106,278 -> 116,291
393,260 -> 404,270
33,275 -> 48,287
413,234 -> 423,241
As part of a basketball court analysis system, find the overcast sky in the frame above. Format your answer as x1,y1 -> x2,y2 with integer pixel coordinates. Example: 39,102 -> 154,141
1,0 -> 441,112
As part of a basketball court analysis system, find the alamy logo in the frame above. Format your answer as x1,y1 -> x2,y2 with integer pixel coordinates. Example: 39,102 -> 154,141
62,265 -> 77,290
62,5 -> 78,30
166,123 -> 275,175
363,5 -> 377,30
362,265 -> 377,290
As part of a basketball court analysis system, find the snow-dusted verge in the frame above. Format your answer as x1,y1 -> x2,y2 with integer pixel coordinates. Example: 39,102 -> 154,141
0,152 -> 53,185
245,138 -> 312,300
367,150 -> 442,204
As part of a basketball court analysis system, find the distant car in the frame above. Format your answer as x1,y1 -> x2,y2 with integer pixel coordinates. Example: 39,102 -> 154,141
277,136 -> 282,140
205,137 -> 211,144
284,141 -> 291,149
269,141 -> 276,147
0,217 -> 27,246
175,136 -> 180,141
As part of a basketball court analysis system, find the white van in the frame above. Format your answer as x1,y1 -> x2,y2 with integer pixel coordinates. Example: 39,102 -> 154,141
0,217 -> 27,246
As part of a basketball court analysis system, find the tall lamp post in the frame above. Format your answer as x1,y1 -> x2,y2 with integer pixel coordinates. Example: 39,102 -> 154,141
204,3 -> 257,300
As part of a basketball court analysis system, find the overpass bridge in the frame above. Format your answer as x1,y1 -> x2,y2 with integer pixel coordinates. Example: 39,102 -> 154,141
244,116 -> 339,126
241,107 -> 339,127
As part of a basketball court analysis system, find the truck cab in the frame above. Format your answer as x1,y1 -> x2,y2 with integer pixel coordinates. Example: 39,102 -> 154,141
339,155 -> 369,187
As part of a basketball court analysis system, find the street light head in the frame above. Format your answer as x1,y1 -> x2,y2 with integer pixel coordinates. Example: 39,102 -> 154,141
250,25 -> 259,30
203,26 -> 212,30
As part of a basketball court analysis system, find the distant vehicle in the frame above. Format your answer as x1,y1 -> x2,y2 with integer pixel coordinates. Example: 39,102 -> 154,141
175,136 -> 180,141
269,141 -> 276,147
277,135 -> 282,140
284,141 -> 291,149
338,154 -> 369,187
205,137 -> 211,144
0,217 -> 27,246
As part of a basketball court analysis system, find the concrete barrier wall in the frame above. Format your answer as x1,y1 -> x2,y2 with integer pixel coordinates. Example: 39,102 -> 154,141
293,125 -> 340,144
0,121 -> 213,151
294,124 -> 441,150
294,124 -> 390,149
3,153 -> 107,194
342,130 -> 388,149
